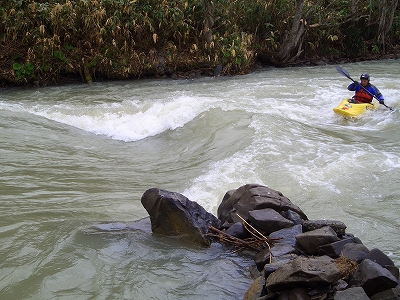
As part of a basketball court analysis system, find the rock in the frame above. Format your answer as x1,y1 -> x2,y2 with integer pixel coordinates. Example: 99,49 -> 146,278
248,208 -> 294,235
303,220 -> 347,236
341,243 -> 369,263
265,256 -> 342,292
317,237 -> 363,258
334,286 -> 370,300
255,245 -> 298,272
255,248 -> 272,271
288,287 -> 311,300
217,184 -> 307,224
385,265 -> 400,280
243,276 -> 265,300
141,188 -> 221,246
213,64 -> 223,77
263,254 -> 299,278
349,259 -> 398,297
307,286 -> 331,299
269,224 -> 303,247
295,226 -> 340,255
370,287 -> 400,300
225,222 -> 251,239
280,210 -> 304,225
332,279 -> 349,291
270,243 -> 299,257
365,248 -> 396,267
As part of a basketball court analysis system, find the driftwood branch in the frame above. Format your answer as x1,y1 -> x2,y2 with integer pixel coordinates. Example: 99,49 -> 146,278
208,213 -> 281,260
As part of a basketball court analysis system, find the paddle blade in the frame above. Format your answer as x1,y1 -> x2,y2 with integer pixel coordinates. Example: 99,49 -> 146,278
336,66 -> 352,80
383,103 -> 395,111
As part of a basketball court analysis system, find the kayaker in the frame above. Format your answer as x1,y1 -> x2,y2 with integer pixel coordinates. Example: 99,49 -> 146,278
347,73 -> 385,104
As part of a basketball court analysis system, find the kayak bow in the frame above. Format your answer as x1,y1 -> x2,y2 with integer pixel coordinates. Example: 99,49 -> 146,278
333,98 -> 377,117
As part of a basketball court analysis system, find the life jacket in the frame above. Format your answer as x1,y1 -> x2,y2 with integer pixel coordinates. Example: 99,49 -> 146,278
353,88 -> 373,103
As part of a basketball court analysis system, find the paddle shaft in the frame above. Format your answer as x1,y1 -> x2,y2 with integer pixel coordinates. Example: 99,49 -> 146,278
336,66 -> 393,111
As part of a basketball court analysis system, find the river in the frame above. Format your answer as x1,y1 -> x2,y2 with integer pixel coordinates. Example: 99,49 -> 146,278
1,59 -> 399,299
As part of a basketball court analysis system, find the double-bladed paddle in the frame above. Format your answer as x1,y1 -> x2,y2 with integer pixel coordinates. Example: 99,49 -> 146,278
336,66 -> 394,111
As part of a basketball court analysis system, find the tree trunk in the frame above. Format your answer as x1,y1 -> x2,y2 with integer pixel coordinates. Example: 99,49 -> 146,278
377,0 -> 399,53
275,0 -> 306,64
203,0 -> 215,43
350,0 -> 358,23
82,58 -> 92,84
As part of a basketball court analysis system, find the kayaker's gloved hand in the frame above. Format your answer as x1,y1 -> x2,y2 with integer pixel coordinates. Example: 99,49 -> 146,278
353,81 -> 359,86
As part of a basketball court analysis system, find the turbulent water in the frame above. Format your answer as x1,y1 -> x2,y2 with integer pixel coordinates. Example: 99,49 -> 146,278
1,60 -> 399,299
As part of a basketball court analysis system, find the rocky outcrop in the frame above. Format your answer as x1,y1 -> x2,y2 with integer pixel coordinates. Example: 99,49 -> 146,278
141,188 -> 221,246
140,184 -> 399,299
217,183 -> 308,224
217,184 -> 399,300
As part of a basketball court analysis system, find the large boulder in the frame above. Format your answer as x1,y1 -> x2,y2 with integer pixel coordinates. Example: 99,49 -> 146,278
217,184 -> 308,224
265,256 -> 342,292
349,259 -> 398,297
141,188 -> 221,246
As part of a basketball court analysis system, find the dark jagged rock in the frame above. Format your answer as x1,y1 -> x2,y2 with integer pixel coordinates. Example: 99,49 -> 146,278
334,286 -> 370,299
263,254 -> 299,278
295,226 -> 340,255
303,219 -> 347,236
141,188 -> 221,246
287,287 -> 311,300
317,237 -> 363,258
265,256 -> 342,292
269,224 -> 303,247
255,248 -> 272,271
365,248 -> 396,267
255,246 -> 299,273
370,287 -> 400,300
225,222 -> 252,239
217,183 -> 308,224
349,259 -> 398,297
248,208 -> 294,235
270,242 -> 299,257
280,209 -> 304,225
341,243 -> 370,263
243,276 -> 266,300
386,265 -> 400,281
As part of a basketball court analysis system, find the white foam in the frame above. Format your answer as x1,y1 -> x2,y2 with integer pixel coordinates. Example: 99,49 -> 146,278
24,95 -> 213,141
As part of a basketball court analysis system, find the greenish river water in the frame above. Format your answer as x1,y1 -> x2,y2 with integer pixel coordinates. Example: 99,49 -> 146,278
1,60 -> 399,299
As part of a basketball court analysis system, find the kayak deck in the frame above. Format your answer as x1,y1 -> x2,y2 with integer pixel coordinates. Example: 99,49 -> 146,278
333,98 -> 377,117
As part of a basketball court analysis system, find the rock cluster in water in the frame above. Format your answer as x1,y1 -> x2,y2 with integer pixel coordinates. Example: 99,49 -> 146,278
141,183 -> 400,300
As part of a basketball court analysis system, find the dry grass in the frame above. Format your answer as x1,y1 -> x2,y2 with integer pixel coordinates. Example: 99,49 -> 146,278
335,255 -> 358,278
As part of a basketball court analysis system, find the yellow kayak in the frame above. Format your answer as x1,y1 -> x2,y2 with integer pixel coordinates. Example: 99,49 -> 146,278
333,98 -> 377,117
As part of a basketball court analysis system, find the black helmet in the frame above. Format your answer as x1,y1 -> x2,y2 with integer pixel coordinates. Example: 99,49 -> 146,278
360,73 -> 370,80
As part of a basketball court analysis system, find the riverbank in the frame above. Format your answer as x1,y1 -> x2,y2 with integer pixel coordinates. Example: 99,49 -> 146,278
2,52 -> 399,89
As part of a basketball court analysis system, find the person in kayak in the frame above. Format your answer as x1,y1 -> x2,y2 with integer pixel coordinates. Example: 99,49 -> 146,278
347,73 -> 385,104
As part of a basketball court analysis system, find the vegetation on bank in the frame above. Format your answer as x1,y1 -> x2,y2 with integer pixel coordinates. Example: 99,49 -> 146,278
1,0 -> 399,86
